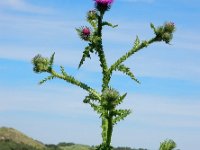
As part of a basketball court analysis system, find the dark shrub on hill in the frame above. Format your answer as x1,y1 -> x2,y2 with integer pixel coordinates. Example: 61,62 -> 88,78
114,147 -> 148,150
45,144 -> 61,150
57,142 -> 75,146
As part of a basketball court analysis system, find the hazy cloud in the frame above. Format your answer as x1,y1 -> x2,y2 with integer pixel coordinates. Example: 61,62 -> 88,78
0,0 -> 52,14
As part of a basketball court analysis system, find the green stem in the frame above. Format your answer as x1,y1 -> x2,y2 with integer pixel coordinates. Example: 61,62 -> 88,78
108,37 -> 157,82
106,113 -> 113,147
97,12 -> 109,92
101,117 -> 108,144
96,12 -> 110,146
50,69 -> 101,100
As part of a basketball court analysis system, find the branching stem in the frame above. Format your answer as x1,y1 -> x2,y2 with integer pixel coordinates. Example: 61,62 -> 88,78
49,69 -> 101,100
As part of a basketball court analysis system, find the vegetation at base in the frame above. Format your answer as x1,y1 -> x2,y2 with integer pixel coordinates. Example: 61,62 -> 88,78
0,127 -> 177,150
0,141 -> 148,150
159,139 -> 177,150
0,140 -> 43,150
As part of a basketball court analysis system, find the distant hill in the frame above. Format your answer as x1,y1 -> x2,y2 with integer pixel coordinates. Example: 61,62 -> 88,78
0,127 -> 147,150
0,127 -> 46,149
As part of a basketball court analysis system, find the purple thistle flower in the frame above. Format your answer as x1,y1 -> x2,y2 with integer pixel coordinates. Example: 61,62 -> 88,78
79,27 -> 91,41
76,26 -> 91,41
95,0 -> 113,5
82,27 -> 91,36
94,0 -> 114,12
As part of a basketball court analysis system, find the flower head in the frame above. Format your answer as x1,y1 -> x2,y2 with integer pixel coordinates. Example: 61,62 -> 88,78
87,10 -> 98,21
76,26 -> 91,41
164,22 -> 175,33
32,54 -> 50,73
81,27 -> 91,40
94,0 -> 114,12
152,22 -> 175,44
102,88 -> 120,109
162,32 -> 173,44
95,0 -> 113,5
82,27 -> 91,36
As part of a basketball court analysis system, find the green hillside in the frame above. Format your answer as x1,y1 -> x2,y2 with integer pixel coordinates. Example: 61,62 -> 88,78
58,143 -> 93,150
0,127 -> 46,149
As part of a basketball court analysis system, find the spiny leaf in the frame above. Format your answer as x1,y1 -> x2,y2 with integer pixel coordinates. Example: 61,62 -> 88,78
134,36 -> 140,48
83,93 -> 100,103
113,109 -> 132,124
115,93 -> 127,106
39,75 -> 54,85
89,102 -> 103,115
150,23 -> 156,34
58,66 -> 101,100
60,66 -> 67,76
116,64 -> 140,83
102,21 -> 118,28
78,45 -> 93,68
159,139 -> 176,150
49,52 -> 55,67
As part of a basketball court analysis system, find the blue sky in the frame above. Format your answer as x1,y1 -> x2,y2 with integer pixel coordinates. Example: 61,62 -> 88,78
0,0 -> 200,149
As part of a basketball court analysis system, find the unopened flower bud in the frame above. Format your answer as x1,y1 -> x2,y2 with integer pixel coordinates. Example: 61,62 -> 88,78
162,32 -> 173,44
102,88 -> 119,102
82,27 -> 91,40
76,26 -> 92,41
87,10 -> 97,21
164,22 -> 175,33
32,54 -> 50,73
82,27 -> 90,36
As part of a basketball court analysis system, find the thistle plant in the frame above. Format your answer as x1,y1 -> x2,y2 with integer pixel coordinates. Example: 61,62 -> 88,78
159,139 -> 177,150
32,0 -> 175,149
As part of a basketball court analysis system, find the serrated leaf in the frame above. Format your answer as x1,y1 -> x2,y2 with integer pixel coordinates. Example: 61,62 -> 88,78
134,36 -> 140,48
78,45 -> 93,68
49,52 -> 55,67
89,102 -> 103,115
60,66 -> 67,76
116,64 -> 140,83
113,109 -> 131,124
39,75 -> 54,85
150,23 -> 155,30
115,93 -> 127,106
102,21 -> 118,28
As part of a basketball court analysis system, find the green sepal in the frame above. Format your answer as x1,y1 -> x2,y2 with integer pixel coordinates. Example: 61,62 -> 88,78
102,21 -> 118,28
116,64 -> 140,83
39,75 -> 54,85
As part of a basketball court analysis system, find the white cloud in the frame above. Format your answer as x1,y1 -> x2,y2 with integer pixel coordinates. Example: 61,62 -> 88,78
1,85 -> 200,129
1,86 -> 200,149
0,0 -> 52,14
0,10 -> 200,82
